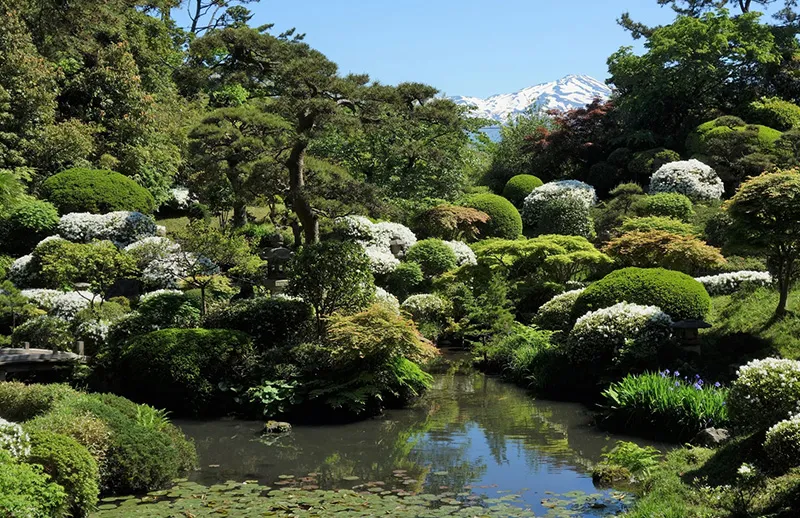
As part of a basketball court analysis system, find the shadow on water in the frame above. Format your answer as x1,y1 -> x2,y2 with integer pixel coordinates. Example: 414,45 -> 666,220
174,358 -> 666,516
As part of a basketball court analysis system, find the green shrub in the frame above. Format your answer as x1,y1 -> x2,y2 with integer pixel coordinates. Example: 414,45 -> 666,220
0,382 -> 79,422
107,291 -> 201,344
400,293 -> 452,340
41,168 -> 156,214
460,193 -> 523,239
602,371 -> 729,440
619,216 -> 697,237
385,262 -> 424,301
534,192 -> 595,238
627,148 -> 682,183
573,267 -> 711,321
26,429 -> 99,517
11,316 -> 74,352
0,200 -> 60,255
0,450 -> 67,518
473,323 -> 553,384
116,328 -> 258,416
412,204 -> 490,241
764,415 -> 800,472
635,193 -> 694,222
534,289 -> 585,332
203,296 -> 313,350
601,441 -> 662,479
603,230 -> 726,276
502,175 -> 543,207
748,96 -> 800,131
404,239 -> 458,278
728,358 -> 800,432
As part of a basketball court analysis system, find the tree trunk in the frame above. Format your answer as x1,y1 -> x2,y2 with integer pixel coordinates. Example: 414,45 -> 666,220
777,279 -> 789,318
286,139 -> 319,244
232,201 -> 247,228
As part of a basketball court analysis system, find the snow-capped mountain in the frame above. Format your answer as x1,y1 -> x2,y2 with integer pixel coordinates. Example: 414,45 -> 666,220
451,74 -> 612,123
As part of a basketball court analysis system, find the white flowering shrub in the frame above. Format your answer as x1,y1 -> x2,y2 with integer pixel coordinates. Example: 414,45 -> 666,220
764,414 -> 800,471
567,302 -> 673,365
335,215 -> 377,242
444,240 -> 477,266
729,358 -> 800,431
649,159 -> 724,201
401,293 -> 452,340
0,417 -> 31,459
334,216 -> 417,275
694,271 -> 773,296
19,289 -> 97,320
535,288 -> 585,332
364,246 -> 400,275
169,187 -> 193,210
8,254 -> 36,288
142,255 -> 190,290
374,287 -> 400,314
139,289 -> 184,303
521,180 -> 597,237
372,221 -> 418,253
58,211 -> 158,246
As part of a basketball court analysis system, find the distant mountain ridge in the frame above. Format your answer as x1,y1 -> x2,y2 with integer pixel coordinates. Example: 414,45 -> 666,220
451,74 -> 612,124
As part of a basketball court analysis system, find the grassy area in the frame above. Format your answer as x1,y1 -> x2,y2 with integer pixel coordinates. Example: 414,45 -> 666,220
700,287 -> 800,369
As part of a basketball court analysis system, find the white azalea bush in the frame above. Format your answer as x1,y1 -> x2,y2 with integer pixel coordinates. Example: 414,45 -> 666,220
8,254 -> 37,287
401,293 -> 452,340
334,216 -> 417,275
535,288 -> 585,332
19,289 -> 97,320
444,240 -> 477,266
374,287 -> 400,314
728,358 -> 800,431
124,237 -> 188,290
567,302 -> 673,365
0,417 -> 31,459
58,211 -> 158,246
364,246 -> 400,276
521,180 -> 597,237
649,159 -> 725,201
694,271 -> 773,296
764,413 -> 800,471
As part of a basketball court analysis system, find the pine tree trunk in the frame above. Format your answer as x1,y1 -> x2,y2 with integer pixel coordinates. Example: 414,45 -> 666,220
287,139 -> 319,244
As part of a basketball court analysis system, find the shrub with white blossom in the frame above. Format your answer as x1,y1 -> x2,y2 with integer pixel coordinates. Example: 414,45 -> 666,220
124,237 -> 187,289
649,159 -> 725,201
364,246 -> 400,276
728,357 -> 800,431
139,289 -> 184,303
372,221 -> 418,253
522,180 -> 597,237
764,413 -> 800,472
0,417 -> 31,459
19,289 -> 97,320
8,254 -> 37,287
58,211 -> 158,247
694,271 -> 773,296
374,287 -> 401,314
444,240 -> 477,266
567,302 -> 673,366
535,288 -> 585,332
401,293 -> 452,340
333,216 -> 417,275
168,187 -> 194,210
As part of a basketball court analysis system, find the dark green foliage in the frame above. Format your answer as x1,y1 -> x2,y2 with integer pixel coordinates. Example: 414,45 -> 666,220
385,262 -> 424,301
573,267 -> 711,321
0,199 -> 59,255
473,324 -> 554,386
116,329 -> 258,416
107,291 -> 201,345
203,296 -> 314,350
11,316 -> 73,352
502,174 -> 543,207
405,239 -> 458,278
41,168 -> 155,214
288,241 -> 375,323
0,451 -> 67,518
460,193 -> 523,239
635,193 -> 694,222
26,429 -> 99,517
628,148 -> 682,184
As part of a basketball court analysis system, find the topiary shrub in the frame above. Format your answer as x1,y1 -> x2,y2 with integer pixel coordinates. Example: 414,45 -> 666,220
635,193 -> 694,222
603,231 -> 726,276
115,328 -> 258,416
521,180 -> 596,238
41,168 -> 155,215
619,216 -> 696,237
502,174 -> 544,207
573,267 -> 711,321
567,302 -> 673,367
748,96 -> 800,131
107,290 -> 201,345
0,450 -> 67,518
649,159 -> 725,201
460,193 -> 523,239
203,296 -> 314,350
26,429 -> 99,517
0,418 -> 31,459
412,204 -> 490,241
728,358 -> 800,432
385,262 -> 424,301
405,239 -> 458,278
57,211 -> 158,247
694,271 -> 773,296
534,288 -> 585,332
0,200 -> 60,256
0,382 -> 79,422
764,414 -> 800,472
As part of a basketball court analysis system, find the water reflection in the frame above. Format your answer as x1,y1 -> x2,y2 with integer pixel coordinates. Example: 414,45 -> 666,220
176,367 -> 657,516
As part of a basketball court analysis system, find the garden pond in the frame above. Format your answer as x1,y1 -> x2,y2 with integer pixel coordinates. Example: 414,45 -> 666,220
93,356 -> 665,517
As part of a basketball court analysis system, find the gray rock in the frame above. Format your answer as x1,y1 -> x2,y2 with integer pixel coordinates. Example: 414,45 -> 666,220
693,427 -> 730,447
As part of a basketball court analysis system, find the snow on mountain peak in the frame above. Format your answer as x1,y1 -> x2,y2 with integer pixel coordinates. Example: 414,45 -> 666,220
451,75 -> 612,123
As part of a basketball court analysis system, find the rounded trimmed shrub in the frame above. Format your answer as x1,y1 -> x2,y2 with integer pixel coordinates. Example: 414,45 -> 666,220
0,383 -> 79,422
116,328 -> 258,416
521,180 -> 596,238
748,96 -> 800,131
460,193 -> 523,239
385,262 -> 424,301
649,159 -> 724,201
728,358 -> 800,431
405,239 -> 458,278
635,193 -> 694,222
573,267 -> 711,321
764,414 -> 800,472
619,216 -> 696,237
0,200 -> 60,255
502,174 -> 543,207
534,288 -> 585,332
627,148 -> 681,182
41,168 -> 156,215
0,450 -> 67,518
107,291 -> 201,344
26,429 -> 99,517
566,302 -> 673,366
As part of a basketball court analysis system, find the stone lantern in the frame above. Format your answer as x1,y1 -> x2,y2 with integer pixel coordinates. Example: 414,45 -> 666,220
389,238 -> 405,258
263,234 -> 293,294
672,319 -> 712,355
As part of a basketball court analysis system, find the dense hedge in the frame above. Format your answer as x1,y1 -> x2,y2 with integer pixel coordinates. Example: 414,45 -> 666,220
116,328 -> 258,415
635,193 -> 694,222
41,168 -> 156,214
502,175 -> 543,207
404,239 -> 458,277
0,199 -> 59,255
572,267 -> 711,321
460,193 -> 523,239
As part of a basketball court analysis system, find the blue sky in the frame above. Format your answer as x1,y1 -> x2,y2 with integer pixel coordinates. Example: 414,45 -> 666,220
179,1 -> 782,98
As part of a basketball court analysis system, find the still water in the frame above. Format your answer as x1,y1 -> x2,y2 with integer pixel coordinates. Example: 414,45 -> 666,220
175,364 -> 661,516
